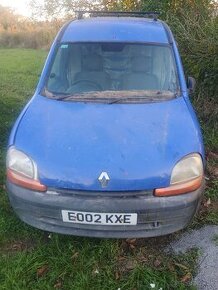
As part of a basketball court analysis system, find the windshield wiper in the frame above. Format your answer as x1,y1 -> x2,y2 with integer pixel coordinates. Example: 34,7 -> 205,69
42,88 -> 61,99
108,91 -> 176,104
42,88 -> 101,101
108,97 -> 152,104
42,89 -> 177,103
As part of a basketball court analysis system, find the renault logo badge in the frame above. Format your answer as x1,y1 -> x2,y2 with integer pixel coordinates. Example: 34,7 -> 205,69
98,172 -> 110,188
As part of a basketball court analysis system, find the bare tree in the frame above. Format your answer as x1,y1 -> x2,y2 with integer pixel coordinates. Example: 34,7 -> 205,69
0,5 -> 18,31
29,0 -> 102,20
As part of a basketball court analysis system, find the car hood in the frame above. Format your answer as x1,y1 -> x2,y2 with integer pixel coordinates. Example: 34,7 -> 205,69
14,95 -> 202,191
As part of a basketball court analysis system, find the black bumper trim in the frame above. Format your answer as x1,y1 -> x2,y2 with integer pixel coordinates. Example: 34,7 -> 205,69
7,181 -> 204,238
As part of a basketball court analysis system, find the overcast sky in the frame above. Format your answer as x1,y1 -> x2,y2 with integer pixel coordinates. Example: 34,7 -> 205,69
0,0 -> 41,17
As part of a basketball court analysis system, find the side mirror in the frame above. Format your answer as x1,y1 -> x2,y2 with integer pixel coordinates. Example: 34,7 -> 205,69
187,76 -> 196,94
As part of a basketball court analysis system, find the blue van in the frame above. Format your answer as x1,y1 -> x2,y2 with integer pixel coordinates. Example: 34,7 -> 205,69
6,12 -> 205,238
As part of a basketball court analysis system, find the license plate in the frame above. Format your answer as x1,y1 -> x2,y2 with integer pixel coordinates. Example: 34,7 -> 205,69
61,210 -> 137,225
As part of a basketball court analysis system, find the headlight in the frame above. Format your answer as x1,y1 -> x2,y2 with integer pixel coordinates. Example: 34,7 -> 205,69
6,147 -> 46,192
171,153 -> 203,185
155,153 -> 204,197
6,147 -> 36,179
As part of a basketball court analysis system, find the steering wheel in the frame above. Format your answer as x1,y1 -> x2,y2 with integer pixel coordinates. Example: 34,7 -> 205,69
69,80 -> 103,91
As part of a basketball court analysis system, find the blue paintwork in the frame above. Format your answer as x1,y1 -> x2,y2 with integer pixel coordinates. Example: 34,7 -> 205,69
62,18 -> 168,44
9,17 -> 205,191
13,95 -> 203,191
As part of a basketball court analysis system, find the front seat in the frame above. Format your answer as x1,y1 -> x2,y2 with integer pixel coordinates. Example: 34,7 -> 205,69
121,56 -> 159,90
74,54 -> 111,91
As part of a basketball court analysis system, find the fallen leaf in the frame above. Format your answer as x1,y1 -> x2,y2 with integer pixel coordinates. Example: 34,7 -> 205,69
153,258 -> 162,267
120,240 -> 129,253
11,241 -> 27,251
206,198 -> 211,206
181,272 -> 192,283
214,167 -> 218,178
71,252 -> 79,259
168,262 -> 175,272
115,271 -> 120,280
138,254 -> 148,263
54,279 -> 63,289
207,151 -> 218,160
118,256 -> 126,261
93,268 -> 99,275
125,260 -> 137,270
203,198 -> 211,208
174,262 -> 189,271
126,238 -> 137,244
37,265 -> 49,278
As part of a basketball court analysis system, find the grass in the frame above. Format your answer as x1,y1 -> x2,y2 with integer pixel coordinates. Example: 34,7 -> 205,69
212,234 -> 218,246
191,94 -> 218,227
0,48 -> 217,290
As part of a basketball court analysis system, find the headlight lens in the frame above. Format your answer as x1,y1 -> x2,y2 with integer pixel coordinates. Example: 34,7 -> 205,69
154,153 -> 204,197
171,153 -> 203,185
6,147 -> 36,179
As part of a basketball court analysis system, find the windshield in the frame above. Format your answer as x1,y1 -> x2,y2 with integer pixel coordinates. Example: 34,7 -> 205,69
44,42 -> 179,101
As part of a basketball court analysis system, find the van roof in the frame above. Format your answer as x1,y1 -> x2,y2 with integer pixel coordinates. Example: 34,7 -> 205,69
61,17 -> 169,44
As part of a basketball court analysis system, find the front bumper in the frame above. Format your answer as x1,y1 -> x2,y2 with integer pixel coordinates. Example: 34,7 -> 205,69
7,181 -> 204,238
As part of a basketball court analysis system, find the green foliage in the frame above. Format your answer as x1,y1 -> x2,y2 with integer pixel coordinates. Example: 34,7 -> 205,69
30,0 -> 99,20
0,29 -> 56,49
0,233 -> 197,290
104,0 -> 218,99
0,5 -> 62,49
102,0 -> 141,10
0,43 -> 216,290
0,49 -> 47,185
165,2 -> 218,98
